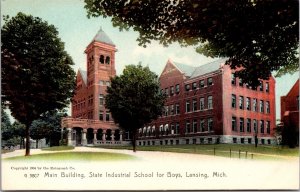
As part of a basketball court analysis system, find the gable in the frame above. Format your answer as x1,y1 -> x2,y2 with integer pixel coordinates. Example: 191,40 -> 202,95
160,59 -> 183,78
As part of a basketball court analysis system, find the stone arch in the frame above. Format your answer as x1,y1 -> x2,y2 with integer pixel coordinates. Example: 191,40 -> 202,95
73,127 -> 83,146
97,129 -> 103,140
114,129 -> 120,141
106,129 -> 112,141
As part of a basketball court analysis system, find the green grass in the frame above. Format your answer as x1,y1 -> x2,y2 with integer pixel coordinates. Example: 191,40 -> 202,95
4,152 -> 137,162
94,144 -> 299,160
41,146 -> 75,151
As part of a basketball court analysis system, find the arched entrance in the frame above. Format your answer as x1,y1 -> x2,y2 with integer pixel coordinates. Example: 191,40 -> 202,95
97,129 -> 103,140
87,128 -> 94,144
106,129 -> 112,141
73,127 -> 83,146
114,129 -> 120,141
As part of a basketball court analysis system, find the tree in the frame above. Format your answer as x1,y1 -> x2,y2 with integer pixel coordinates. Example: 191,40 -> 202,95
1,107 -> 12,141
84,0 -> 299,87
1,13 -> 76,156
30,119 -> 50,148
105,64 -> 165,152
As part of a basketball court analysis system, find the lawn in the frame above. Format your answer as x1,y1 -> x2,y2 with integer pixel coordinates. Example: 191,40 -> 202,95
4,152 -> 137,162
95,144 -> 299,160
42,146 -> 75,151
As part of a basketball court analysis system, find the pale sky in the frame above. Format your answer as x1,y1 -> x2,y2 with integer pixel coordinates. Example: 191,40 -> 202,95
1,0 -> 299,120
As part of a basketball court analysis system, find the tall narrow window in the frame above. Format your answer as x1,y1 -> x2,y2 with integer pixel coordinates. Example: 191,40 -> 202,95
231,74 -> 236,85
266,82 -> 269,92
239,78 -> 243,86
185,120 -> 190,133
175,122 -> 180,134
266,121 -> 270,134
170,105 -> 174,115
99,94 -> 104,106
200,97 -> 205,110
186,100 -> 190,113
232,117 -> 237,131
185,84 -> 190,91
253,98 -> 257,111
192,99 -> 197,111
192,82 -> 197,90
246,97 -> 251,110
253,119 -> 257,133
208,96 -> 213,109
165,88 -> 169,96
99,110 -> 103,120
105,56 -> 110,64
260,100 -> 264,113
208,118 -> 213,132
247,118 -> 251,132
175,103 -> 180,114
259,81 -> 263,91
266,101 -> 270,113
208,78 -> 213,86
99,55 -> 104,64
193,119 -> 198,133
260,120 -> 264,133
199,80 -> 205,88
239,96 -> 244,109
200,119 -> 205,132
232,94 -> 236,108
240,118 -> 244,132
105,113 -> 110,121
170,86 -> 174,95
175,84 -> 180,93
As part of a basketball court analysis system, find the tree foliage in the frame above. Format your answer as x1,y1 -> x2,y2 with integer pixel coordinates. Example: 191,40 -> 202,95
1,12 -> 76,155
105,64 -> 165,151
84,0 -> 299,87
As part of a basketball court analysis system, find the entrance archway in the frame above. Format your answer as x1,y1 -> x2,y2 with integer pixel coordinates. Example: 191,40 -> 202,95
96,129 -> 103,140
114,129 -> 120,141
73,127 -> 82,146
87,128 -> 94,144
106,129 -> 112,141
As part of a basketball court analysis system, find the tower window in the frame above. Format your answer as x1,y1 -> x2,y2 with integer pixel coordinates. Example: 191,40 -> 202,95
99,55 -> 104,64
105,56 -> 110,64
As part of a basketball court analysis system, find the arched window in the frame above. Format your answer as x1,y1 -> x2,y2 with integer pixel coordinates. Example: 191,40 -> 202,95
105,56 -> 110,64
99,55 -> 104,64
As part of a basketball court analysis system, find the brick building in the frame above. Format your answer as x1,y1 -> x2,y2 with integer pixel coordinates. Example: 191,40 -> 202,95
61,29 -> 128,146
137,59 -> 276,145
280,79 -> 299,145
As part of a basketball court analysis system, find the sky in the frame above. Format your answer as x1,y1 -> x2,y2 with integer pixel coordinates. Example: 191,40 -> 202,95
1,0 -> 299,120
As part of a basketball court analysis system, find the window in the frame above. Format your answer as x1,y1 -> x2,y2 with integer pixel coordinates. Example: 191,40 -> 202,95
239,78 -> 243,86
99,55 -> 104,64
208,78 -> 213,86
208,96 -> 213,109
170,105 -> 174,115
175,84 -> 180,93
99,110 -> 103,120
185,84 -> 190,91
170,86 -> 174,95
192,82 -> 197,90
246,97 -> 251,110
260,120 -> 264,133
105,56 -> 110,64
185,120 -> 191,133
266,121 -> 270,134
253,119 -> 257,133
165,88 -> 169,96
192,119 -> 197,133
232,117 -> 237,131
239,96 -> 244,109
259,81 -> 263,91
253,98 -> 257,111
231,74 -> 236,85
233,138 -> 237,143
175,104 -> 180,114
106,81 -> 110,86
260,100 -> 264,113
106,113 -> 110,121
192,99 -> 197,111
232,94 -> 236,108
186,100 -> 190,112
200,97 -> 205,110
175,123 -> 180,134
99,80 -> 104,86
241,138 -> 244,144
164,106 -> 169,116
261,139 -> 265,145
266,101 -> 270,113
247,118 -> 251,132
240,118 -> 244,132
200,119 -> 205,132
208,118 -> 213,132
199,80 -> 205,88
266,82 -> 269,92
99,94 -> 104,106
248,138 -> 252,144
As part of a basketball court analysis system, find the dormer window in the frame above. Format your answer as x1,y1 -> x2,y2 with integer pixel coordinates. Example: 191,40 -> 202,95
99,55 -> 104,64
105,56 -> 110,64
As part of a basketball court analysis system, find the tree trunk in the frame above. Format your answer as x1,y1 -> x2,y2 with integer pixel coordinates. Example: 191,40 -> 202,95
25,124 -> 30,156
36,139 -> 39,149
255,135 -> 258,148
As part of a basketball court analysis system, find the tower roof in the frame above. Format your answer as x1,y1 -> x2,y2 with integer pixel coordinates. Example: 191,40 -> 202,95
92,28 -> 115,46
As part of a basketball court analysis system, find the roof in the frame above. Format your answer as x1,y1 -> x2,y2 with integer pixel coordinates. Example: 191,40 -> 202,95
171,58 -> 227,78
79,69 -> 87,85
92,28 -> 115,46
190,58 -> 227,78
